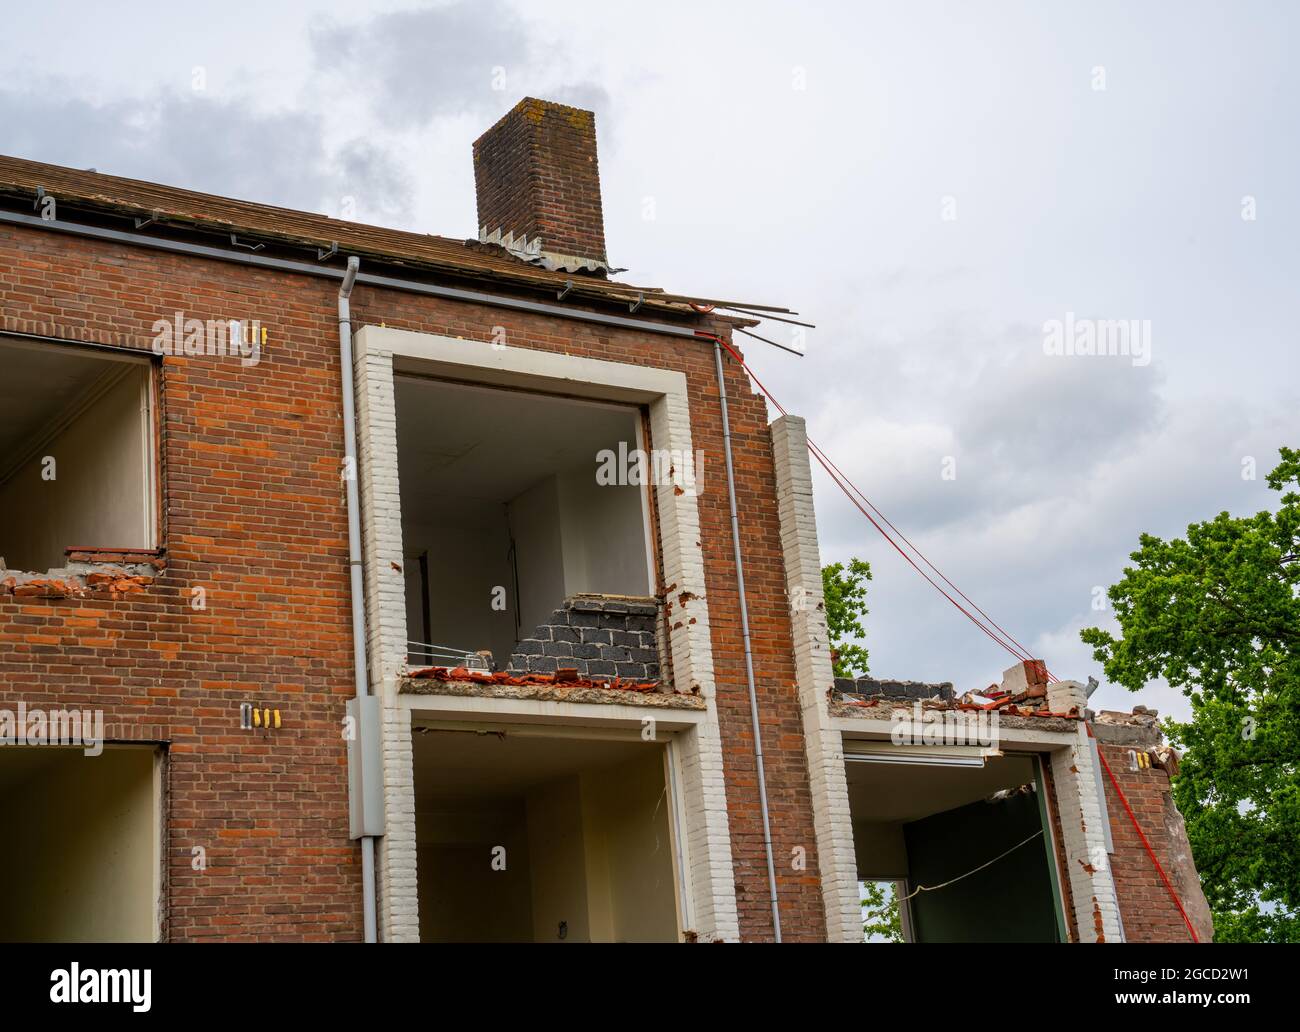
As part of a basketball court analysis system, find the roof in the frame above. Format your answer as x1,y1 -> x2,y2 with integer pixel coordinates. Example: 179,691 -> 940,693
0,153 -> 785,322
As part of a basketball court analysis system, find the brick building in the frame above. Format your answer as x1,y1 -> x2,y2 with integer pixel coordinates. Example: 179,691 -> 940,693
0,97 -> 1209,942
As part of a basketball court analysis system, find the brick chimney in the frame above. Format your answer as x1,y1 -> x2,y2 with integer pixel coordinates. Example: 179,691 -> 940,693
473,97 -> 608,270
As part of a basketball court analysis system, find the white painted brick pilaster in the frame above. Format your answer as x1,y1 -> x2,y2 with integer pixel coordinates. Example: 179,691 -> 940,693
650,389 -> 740,942
354,341 -> 420,942
352,328 -> 739,943
1052,727 -> 1125,942
771,415 -> 862,943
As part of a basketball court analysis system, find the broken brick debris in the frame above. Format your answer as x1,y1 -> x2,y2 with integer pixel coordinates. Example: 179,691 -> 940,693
1,553 -> 164,601
829,660 -> 1087,720
1092,707 -> 1179,772
408,665 -> 666,695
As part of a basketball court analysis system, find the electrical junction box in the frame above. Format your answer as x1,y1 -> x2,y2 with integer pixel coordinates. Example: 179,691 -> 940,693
347,695 -> 384,839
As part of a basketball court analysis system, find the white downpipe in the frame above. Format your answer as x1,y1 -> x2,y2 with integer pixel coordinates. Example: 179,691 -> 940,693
338,256 -> 378,943
714,339 -> 783,942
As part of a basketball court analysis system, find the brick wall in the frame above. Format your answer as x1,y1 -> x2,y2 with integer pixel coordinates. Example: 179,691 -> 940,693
0,229 -> 360,941
473,98 -> 607,263
770,414 -> 863,942
0,218 -> 827,941
1097,741 -> 1207,942
1050,726 -> 1125,942
687,344 -> 828,940
357,303 -> 827,940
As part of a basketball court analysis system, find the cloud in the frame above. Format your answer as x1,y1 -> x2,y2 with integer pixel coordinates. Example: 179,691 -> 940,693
1033,612 -> 1191,722
310,1 -> 611,138
546,82 -> 613,120
813,380 -> 1294,708
809,314 -> 1165,543
310,1 -> 527,127
332,138 -> 416,223
0,83 -> 413,224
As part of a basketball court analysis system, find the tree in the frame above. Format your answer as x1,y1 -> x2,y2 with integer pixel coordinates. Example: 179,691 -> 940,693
861,881 -> 903,942
823,557 -> 872,678
1081,447 -> 1300,942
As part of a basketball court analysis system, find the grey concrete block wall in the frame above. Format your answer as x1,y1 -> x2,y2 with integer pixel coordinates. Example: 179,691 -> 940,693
833,677 -> 955,702
507,596 -> 662,682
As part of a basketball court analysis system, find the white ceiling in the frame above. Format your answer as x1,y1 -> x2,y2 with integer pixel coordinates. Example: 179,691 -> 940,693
845,752 -> 1037,823
394,376 -> 640,527
0,338 -> 130,478
412,728 -> 657,808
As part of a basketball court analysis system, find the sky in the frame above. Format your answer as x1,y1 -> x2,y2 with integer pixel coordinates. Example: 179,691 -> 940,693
3,0 -> 1297,721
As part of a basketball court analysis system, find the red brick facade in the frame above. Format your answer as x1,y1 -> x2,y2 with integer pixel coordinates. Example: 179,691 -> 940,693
351,270 -> 826,941
473,98 -> 608,263
0,218 -> 825,940
1097,741 -> 1208,943
0,234 -> 362,941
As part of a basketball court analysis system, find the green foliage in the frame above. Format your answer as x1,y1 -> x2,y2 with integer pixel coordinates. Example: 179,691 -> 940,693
861,881 -> 903,942
822,557 -> 871,678
1081,447 -> 1300,942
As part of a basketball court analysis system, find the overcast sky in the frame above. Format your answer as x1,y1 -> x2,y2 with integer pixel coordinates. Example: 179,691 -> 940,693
4,1 -> 1297,720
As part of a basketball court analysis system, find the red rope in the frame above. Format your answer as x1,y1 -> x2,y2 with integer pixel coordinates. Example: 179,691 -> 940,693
808,442 -> 1040,662
701,331 -> 1044,670
1088,724 -> 1200,942
698,329 -> 1199,941
809,438 -> 1038,663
